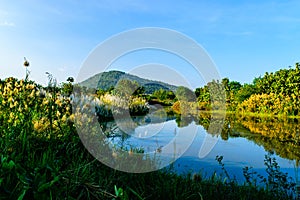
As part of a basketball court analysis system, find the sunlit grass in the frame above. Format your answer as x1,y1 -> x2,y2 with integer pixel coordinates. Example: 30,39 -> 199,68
0,76 -> 297,199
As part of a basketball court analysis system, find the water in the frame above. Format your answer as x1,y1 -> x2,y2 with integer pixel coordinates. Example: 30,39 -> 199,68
105,112 -> 300,183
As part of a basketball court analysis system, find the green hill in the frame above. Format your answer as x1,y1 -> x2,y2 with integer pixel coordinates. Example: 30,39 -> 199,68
79,70 -> 177,94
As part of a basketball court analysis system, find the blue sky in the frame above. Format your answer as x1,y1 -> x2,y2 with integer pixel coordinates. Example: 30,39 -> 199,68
1,0 -> 300,88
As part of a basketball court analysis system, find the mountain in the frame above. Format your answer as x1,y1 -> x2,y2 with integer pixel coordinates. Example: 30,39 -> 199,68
79,70 -> 178,94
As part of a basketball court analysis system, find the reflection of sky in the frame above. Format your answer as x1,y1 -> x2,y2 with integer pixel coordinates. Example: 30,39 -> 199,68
119,118 -> 299,182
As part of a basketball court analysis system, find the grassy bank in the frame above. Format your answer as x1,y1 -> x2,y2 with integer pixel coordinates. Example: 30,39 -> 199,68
0,77 -> 297,199
0,134 -> 296,199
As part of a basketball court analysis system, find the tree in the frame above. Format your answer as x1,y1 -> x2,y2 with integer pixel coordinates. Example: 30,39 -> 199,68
114,79 -> 140,97
195,86 -> 210,102
176,86 -> 196,102
235,84 -> 257,103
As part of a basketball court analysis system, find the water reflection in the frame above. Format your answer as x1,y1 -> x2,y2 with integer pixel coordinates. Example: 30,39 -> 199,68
196,112 -> 300,166
102,111 -> 300,165
91,108 -> 300,175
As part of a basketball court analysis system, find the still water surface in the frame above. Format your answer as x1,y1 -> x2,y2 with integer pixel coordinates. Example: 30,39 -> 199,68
106,112 -> 300,183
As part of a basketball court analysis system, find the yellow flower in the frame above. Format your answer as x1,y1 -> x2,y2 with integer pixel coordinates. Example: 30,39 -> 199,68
8,97 -> 13,103
9,112 -> 14,119
33,121 -> 43,132
24,104 -> 28,112
13,88 -> 19,94
61,115 -> 67,122
26,84 -> 34,90
55,99 -> 62,106
56,111 -> 61,118
68,114 -> 75,123
43,100 -> 49,105
29,90 -> 35,98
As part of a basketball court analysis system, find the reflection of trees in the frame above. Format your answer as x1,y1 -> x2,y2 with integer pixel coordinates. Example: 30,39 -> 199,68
175,115 -> 194,127
245,132 -> 300,165
234,115 -> 300,165
237,116 -> 300,144
196,112 -> 224,136
197,113 -> 300,164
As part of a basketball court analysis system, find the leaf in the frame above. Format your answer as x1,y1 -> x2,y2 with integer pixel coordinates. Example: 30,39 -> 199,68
114,185 -> 119,196
17,189 -> 27,200
37,176 -> 60,192
8,160 -> 15,169
128,187 -> 144,200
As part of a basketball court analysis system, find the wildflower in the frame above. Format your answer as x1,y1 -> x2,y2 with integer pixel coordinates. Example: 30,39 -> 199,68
61,115 -> 67,122
8,97 -> 13,103
43,100 -> 49,105
33,121 -> 43,132
55,99 -> 62,106
66,106 -> 70,112
26,84 -> 34,90
29,90 -> 35,98
23,57 -> 29,67
69,114 -> 75,122
24,104 -> 28,112
53,120 -> 59,129
13,88 -> 19,94
56,110 -> 61,118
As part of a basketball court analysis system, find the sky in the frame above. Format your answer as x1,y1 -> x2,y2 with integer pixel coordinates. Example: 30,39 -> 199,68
1,0 -> 300,88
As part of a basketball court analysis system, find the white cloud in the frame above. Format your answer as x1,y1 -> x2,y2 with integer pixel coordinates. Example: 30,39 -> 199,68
58,67 -> 66,72
0,21 -> 15,27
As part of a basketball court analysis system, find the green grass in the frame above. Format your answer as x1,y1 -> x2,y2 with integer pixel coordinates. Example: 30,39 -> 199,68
0,77 -> 297,199
0,137 -> 296,199
0,118 -> 296,199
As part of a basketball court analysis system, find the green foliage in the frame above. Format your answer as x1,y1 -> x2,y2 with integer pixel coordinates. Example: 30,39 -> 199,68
176,86 -> 196,102
235,83 -> 257,103
80,70 -> 177,94
195,86 -> 210,102
195,63 -> 300,116
0,76 -> 296,199
216,154 -> 295,199
238,63 -> 300,116
115,79 -> 140,97
61,77 -> 74,97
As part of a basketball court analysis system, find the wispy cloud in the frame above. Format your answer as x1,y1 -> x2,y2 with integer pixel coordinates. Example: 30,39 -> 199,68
0,21 -> 15,27
58,67 -> 66,72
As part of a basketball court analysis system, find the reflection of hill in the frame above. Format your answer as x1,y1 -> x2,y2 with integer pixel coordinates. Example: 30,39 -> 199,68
100,111 -> 176,136
197,113 -> 300,164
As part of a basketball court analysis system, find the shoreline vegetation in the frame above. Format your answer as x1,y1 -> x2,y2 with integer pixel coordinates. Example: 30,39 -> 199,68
0,64 -> 299,199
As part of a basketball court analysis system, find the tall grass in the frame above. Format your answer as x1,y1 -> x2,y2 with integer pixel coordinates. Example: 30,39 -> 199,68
0,77 -> 297,199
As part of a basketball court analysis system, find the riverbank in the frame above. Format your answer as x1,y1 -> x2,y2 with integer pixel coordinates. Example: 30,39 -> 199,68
0,133 -> 296,199
0,77 -> 297,199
